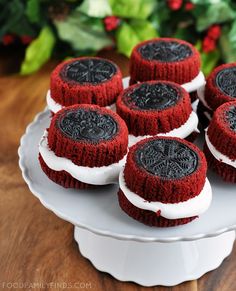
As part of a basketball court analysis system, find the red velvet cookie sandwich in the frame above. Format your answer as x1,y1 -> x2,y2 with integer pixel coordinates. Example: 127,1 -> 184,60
197,63 -> 236,128
204,101 -> 236,183
129,38 -> 204,97
116,81 -> 199,146
205,63 -> 236,110
47,57 -> 123,113
39,104 -> 128,188
118,136 -> 212,227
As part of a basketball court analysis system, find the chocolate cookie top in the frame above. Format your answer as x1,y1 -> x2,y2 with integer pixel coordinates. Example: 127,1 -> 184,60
57,108 -> 118,142
216,67 -> 236,98
138,40 -> 192,62
61,58 -> 117,84
225,105 -> 236,132
122,83 -> 180,111
136,139 -> 199,179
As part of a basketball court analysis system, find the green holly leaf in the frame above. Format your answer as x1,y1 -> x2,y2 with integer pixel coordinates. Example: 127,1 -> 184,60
201,49 -> 220,76
77,0 -> 112,18
228,20 -> 236,51
20,26 -> 55,75
130,19 -> 157,42
219,25 -> 236,63
196,2 -> 235,31
116,20 -> 158,57
25,0 -> 40,23
54,12 -> 112,52
109,0 -> 156,20
0,0 -> 36,37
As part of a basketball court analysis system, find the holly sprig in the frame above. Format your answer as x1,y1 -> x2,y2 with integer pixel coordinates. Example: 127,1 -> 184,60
0,0 -> 235,75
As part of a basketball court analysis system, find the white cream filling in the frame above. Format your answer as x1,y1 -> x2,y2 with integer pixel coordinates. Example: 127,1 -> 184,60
46,90 -> 116,113
128,111 -> 199,147
181,71 -> 205,93
132,71 -> 205,93
46,90 -> 63,113
205,130 -> 236,168
47,72 -> 205,113
119,170 -> 212,219
191,99 -> 199,113
39,131 -> 126,185
197,85 -> 212,110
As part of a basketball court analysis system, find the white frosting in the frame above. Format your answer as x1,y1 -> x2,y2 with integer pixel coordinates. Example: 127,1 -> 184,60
47,72 -> 205,113
39,131 -> 126,185
46,90 -> 63,113
128,111 -> 199,147
119,170 -> 212,219
205,131 -> 236,168
197,85 -> 212,110
106,102 -> 116,112
181,71 -> 206,93
46,90 -> 116,113
191,99 -> 199,112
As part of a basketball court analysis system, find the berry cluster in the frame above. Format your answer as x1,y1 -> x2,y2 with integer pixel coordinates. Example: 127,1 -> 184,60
167,0 -> 194,11
202,25 -> 221,53
2,34 -> 33,46
104,16 -> 120,32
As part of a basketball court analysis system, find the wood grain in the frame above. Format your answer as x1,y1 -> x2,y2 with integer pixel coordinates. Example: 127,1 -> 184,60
0,51 -> 235,291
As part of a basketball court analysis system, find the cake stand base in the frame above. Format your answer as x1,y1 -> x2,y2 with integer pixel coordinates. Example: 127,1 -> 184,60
74,227 -> 235,287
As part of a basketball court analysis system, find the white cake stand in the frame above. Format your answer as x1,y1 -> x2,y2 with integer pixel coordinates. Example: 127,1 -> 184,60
18,108 -> 236,287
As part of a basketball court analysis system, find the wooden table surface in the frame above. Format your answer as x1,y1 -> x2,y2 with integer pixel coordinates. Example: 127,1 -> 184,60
0,50 -> 235,291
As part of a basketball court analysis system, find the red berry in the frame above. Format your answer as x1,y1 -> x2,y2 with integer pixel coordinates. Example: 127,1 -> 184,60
207,25 -> 221,40
185,2 -> 194,11
202,37 -> 216,53
104,16 -> 120,32
21,35 -> 34,45
167,0 -> 183,10
2,34 -> 14,45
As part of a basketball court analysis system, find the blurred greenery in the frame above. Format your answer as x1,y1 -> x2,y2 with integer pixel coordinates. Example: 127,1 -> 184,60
109,0 -> 156,20
54,11 -> 112,51
116,20 -> 157,56
0,0 -> 235,74
78,0 -> 112,17
20,26 -> 55,74
195,2 -> 235,31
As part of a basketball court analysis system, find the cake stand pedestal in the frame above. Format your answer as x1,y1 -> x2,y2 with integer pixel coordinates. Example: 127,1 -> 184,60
74,227 -> 235,286
19,109 -> 236,287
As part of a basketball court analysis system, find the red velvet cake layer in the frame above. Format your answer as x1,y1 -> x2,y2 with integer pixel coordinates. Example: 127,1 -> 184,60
205,63 -> 236,110
50,57 -> 123,107
118,190 -> 197,227
39,154 -> 92,189
130,38 -> 200,85
207,101 -> 236,160
123,136 -> 207,203
47,104 -> 128,167
116,81 -> 192,136
204,145 -> 236,183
